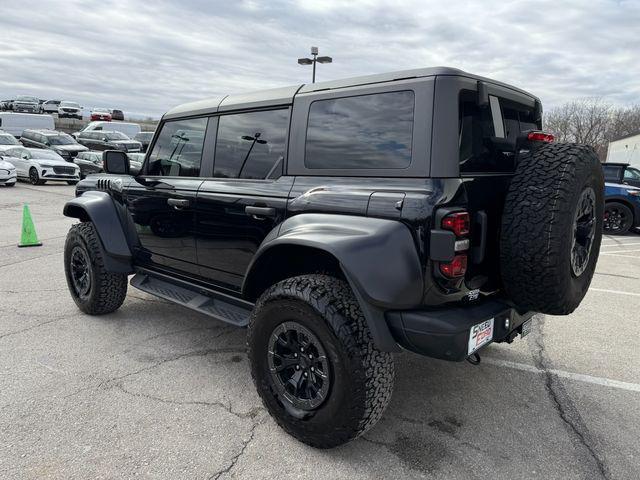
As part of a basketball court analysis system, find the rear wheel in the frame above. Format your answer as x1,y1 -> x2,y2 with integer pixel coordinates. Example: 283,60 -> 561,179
64,222 -> 127,314
603,202 -> 633,234
248,275 -> 394,448
29,167 -> 45,185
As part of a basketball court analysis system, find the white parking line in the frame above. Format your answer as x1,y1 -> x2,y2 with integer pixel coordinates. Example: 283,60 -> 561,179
484,358 -> 640,393
601,249 -> 640,255
601,242 -> 640,248
588,288 -> 640,297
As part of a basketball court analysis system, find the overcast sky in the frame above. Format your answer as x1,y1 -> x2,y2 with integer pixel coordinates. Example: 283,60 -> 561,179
1,0 -> 638,118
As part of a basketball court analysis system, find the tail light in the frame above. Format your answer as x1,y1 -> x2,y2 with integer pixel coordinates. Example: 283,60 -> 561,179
439,211 -> 470,278
527,131 -> 554,143
440,255 -> 467,277
441,212 -> 470,237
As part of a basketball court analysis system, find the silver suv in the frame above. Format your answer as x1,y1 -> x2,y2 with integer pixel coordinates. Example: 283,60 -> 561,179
13,95 -> 41,114
58,101 -> 82,120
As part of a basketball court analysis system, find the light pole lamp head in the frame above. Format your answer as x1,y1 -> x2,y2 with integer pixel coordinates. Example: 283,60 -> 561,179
316,56 -> 332,64
310,46 -> 318,55
298,58 -> 313,65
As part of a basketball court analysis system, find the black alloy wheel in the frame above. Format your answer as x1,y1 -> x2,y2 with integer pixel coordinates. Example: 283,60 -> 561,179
267,321 -> 331,411
571,187 -> 596,277
603,203 -> 632,234
29,167 -> 40,185
70,245 -> 92,300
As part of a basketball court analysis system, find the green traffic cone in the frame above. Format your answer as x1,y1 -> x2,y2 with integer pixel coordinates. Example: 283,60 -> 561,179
18,204 -> 42,247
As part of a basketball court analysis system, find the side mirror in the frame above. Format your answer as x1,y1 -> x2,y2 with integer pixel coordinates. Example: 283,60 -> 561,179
103,150 -> 130,174
45,142 -> 50,146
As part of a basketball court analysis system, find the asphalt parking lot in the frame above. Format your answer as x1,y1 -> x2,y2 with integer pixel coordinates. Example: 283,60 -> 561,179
1,182 -> 639,480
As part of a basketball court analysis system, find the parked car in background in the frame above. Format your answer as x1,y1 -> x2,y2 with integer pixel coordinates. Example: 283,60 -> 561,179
1,146 -> 80,185
58,101 -> 82,120
42,100 -> 61,114
0,154 -> 17,186
77,120 -> 140,139
0,129 -> 20,145
109,109 -> 124,121
20,129 -> 88,160
126,152 -> 144,174
0,113 -> 55,137
133,131 -> 154,152
13,95 -> 41,114
603,162 -> 640,189
73,151 -> 103,178
1,100 -> 14,111
91,108 -> 112,121
603,162 -> 640,234
76,130 -> 142,152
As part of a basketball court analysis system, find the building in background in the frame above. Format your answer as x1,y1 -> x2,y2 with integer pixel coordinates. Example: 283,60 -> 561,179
607,132 -> 640,167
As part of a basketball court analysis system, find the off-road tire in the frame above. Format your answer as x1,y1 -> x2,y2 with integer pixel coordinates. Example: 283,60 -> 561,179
64,222 -> 127,315
604,202 -> 633,234
67,180 -> 79,185
248,274 -> 394,448
500,143 -> 604,315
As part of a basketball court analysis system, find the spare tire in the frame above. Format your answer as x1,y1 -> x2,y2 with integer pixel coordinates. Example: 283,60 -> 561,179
500,143 -> 604,315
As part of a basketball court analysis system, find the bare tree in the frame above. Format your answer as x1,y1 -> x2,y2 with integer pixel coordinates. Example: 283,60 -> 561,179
544,99 -> 640,161
544,98 -> 611,159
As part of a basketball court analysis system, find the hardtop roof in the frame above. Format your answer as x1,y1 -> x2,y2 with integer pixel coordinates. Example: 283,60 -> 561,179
163,66 -> 538,120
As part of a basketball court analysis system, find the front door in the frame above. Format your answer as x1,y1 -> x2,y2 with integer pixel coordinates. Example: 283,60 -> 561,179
123,116 -> 210,277
195,108 -> 292,292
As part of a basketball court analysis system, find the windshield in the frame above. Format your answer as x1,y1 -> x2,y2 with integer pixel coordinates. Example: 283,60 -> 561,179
16,96 -> 38,103
48,134 -> 76,145
29,149 -> 63,160
105,132 -> 129,140
60,101 -> 80,108
0,134 -> 19,145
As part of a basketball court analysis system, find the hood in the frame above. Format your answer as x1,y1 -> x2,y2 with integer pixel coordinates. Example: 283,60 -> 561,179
0,159 -> 15,169
605,181 -> 640,191
59,106 -> 81,110
53,144 -> 89,153
31,157 -> 78,167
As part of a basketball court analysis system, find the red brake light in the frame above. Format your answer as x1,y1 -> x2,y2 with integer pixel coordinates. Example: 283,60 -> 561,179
440,254 -> 468,278
441,212 -> 470,237
527,131 -> 554,143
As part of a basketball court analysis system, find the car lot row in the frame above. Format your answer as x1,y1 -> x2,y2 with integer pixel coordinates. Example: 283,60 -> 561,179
0,125 -> 149,185
1,96 -> 124,121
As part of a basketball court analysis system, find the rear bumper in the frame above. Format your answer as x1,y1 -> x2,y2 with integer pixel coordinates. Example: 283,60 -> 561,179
386,299 -> 535,361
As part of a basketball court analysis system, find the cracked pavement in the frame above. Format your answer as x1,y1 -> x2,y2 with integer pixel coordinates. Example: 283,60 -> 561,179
1,182 -> 639,479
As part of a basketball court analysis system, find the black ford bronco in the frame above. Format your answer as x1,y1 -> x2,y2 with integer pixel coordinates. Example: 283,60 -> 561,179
62,67 -> 604,448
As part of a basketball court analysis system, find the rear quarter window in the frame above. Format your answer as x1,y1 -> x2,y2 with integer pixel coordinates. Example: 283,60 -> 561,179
304,90 -> 414,170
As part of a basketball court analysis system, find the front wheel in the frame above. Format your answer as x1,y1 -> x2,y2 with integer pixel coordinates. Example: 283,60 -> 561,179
29,167 -> 45,185
248,275 -> 395,448
604,202 -> 633,234
64,222 -> 127,314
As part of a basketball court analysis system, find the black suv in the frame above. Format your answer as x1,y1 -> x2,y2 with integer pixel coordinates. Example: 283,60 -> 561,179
76,130 -> 142,152
62,67 -> 604,448
20,129 -> 88,160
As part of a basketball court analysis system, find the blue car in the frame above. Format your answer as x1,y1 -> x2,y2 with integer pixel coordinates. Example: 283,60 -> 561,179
603,163 -> 640,234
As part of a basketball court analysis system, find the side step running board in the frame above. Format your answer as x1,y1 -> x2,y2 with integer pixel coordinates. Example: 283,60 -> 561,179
130,272 -> 252,327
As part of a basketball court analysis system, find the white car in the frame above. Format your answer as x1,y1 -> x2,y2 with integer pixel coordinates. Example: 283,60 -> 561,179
0,146 -> 80,185
58,101 -> 83,120
0,129 -> 20,146
0,156 -> 17,186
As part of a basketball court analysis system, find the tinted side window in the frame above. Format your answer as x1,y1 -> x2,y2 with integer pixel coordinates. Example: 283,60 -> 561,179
305,91 -> 414,169
146,117 -> 208,177
603,166 -> 620,182
214,109 -> 289,179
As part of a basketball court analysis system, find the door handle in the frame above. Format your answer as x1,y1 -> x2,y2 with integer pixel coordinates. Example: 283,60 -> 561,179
245,205 -> 276,219
167,198 -> 190,209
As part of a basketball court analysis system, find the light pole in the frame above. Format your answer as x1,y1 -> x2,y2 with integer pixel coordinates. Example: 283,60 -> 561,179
297,46 -> 332,83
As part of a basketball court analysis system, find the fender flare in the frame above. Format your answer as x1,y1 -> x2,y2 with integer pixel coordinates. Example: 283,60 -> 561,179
63,191 -> 133,273
244,214 -> 425,351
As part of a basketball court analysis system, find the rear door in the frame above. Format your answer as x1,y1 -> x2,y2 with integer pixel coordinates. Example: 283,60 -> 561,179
123,116 -> 210,277
456,85 -> 541,290
195,108 -> 293,292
